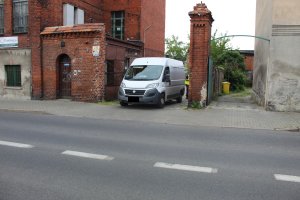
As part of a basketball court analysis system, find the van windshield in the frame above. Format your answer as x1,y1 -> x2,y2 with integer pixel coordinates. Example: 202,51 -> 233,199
124,65 -> 163,81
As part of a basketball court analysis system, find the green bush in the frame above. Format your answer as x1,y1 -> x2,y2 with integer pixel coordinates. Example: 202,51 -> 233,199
211,32 -> 248,93
225,68 -> 247,92
190,101 -> 203,109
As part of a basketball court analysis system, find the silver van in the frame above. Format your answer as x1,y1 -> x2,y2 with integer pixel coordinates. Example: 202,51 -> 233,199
118,57 -> 185,108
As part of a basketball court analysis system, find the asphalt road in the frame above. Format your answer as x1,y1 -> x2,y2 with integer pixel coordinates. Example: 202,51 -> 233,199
0,110 -> 299,200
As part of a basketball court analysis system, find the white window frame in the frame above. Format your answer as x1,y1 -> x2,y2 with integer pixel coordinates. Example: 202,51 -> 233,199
63,4 -> 84,26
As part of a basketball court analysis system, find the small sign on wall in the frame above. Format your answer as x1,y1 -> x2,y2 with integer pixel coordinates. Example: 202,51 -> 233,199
92,46 -> 100,57
0,36 -> 18,48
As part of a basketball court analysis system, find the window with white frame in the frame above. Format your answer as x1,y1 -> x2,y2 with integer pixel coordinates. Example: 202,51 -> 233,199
63,4 -> 84,26
13,0 -> 28,33
74,7 -> 84,25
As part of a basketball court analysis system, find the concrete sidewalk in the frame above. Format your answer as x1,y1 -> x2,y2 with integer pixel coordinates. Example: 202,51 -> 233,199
0,98 -> 299,131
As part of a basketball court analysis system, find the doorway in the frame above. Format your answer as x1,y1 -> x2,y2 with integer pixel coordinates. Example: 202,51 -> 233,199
58,54 -> 71,98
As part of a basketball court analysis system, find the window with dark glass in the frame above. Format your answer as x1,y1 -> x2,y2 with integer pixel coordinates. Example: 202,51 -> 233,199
0,0 -> 4,34
111,11 -> 124,40
5,65 -> 21,87
13,0 -> 28,33
106,60 -> 114,86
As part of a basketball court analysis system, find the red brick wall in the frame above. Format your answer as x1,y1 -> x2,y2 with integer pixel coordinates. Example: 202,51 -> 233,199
105,44 -> 127,99
102,0 -> 165,57
2,0 -> 164,101
3,0 -> 13,36
41,25 -> 106,102
105,37 -> 143,100
141,0 -> 165,57
29,1 -> 43,99
102,0 -> 141,40
244,55 -> 254,71
2,0 -> 103,99
2,1 -> 43,99
39,0 -> 103,28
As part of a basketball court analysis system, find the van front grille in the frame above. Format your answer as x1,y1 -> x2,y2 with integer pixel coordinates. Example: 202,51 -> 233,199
125,89 -> 146,96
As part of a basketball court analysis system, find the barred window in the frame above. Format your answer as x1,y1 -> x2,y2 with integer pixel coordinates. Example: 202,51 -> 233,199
111,11 -> 124,40
13,0 -> 28,33
0,0 -> 4,34
5,65 -> 22,87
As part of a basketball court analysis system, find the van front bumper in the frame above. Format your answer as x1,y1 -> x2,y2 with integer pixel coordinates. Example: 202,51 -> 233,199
118,88 -> 161,105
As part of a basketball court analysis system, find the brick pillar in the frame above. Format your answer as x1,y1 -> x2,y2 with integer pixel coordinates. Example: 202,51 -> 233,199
4,0 -> 13,35
29,0 -> 43,99
188,3 -> 213,107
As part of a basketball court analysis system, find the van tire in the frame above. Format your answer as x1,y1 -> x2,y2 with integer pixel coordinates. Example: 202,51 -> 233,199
176,95 -> 182,103
120,101 -> 128,107
157,94 -> 165,108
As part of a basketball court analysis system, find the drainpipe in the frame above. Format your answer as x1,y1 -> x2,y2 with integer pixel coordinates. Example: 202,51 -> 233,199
143,25 -> 152,56
40,38 -> 44,99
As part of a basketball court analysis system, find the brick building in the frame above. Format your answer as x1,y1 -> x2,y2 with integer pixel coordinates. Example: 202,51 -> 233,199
239,50 -> 254,71
102,0 -> 165,57
239,50 -> 254,83
0,0 -> 165,101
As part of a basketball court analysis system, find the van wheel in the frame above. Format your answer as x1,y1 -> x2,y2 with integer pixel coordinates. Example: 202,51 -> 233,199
157,94 -> 165,108
176,95 -> 182,103
120,101 -> 128,107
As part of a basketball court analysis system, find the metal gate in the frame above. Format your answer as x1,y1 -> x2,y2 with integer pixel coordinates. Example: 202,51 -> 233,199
207,57 -> 213,105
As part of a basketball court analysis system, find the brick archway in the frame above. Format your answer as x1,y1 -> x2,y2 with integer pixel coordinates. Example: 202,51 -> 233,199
188,3 -> 214,107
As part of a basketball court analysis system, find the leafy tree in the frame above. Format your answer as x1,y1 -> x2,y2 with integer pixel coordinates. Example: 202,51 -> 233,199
210,31 -> 247,91
165,35 -> 189,62
217,50 -> 245,71
210,31 -> 232,64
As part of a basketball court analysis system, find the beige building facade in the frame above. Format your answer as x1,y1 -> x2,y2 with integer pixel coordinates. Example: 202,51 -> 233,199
253,0 -> 300,111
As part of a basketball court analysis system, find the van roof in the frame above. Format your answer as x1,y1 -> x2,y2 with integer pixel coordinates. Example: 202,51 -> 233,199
131,57 -> 184,67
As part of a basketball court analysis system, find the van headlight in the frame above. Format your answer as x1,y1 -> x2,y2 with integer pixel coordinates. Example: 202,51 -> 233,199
120,82 -> 126,88
119,87 -> 125,96
146,83 -> 159,89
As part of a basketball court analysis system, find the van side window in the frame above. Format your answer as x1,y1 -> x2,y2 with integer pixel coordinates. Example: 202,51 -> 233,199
163,67 -> 170,82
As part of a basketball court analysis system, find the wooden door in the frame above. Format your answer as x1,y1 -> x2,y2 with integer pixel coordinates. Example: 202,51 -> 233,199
59,55 -> 71,98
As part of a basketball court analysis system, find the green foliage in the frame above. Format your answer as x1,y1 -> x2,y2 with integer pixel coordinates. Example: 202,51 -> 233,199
210,31 -> 232,63
225,68 -> 247,91
231,87 -> 252,97
217,50 -> 245,70
165,35 -> 189,62
210,31 -> 247,92
190,101 -> 203,109
217,50 -> 246,91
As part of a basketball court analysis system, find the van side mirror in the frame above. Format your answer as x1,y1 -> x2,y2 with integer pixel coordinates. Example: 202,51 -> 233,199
163,67 -> 170,82
164,74 -> 170,82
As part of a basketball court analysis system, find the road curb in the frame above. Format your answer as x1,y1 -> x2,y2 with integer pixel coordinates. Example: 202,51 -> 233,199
274,127 -> 300,132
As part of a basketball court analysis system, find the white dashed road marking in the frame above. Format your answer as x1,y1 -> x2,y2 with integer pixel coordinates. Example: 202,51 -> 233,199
0,140 -> 34,148
62,150 -> 114,161
154,162 -> 218,173
274,174 -> 300,183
